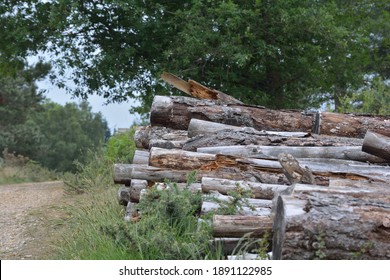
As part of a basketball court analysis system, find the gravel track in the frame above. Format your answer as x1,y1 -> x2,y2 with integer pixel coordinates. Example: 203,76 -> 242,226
0,181 -> 65,260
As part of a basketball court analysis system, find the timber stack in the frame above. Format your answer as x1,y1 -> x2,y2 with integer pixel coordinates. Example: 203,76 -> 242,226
114,72 -> 390,260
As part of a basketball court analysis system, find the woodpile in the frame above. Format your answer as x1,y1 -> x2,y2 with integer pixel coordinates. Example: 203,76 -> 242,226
113,73 -> 390,260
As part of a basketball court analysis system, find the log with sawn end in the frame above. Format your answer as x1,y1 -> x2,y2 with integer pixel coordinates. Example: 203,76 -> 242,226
272,191 -> 390,260
150,95 -> 390,137
362,130 -> 390,161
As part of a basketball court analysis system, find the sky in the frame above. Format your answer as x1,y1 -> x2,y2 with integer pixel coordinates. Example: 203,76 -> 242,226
36,77 -> 139,134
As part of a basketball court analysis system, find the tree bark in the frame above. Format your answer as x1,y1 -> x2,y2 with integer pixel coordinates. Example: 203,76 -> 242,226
150,95 -> 390,138
213,215 -> 273,238
197,144 -> 385,163
362,130 -> 390,161
272,192 -> 390,260
201,201 -> 271,216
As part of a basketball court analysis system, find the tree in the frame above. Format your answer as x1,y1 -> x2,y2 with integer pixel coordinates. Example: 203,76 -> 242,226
30,101 -> 111,172
0,62 -> 50,157
0,1 -> 388,112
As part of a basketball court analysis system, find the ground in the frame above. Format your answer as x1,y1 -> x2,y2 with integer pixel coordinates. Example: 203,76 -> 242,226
0,181 -> 67,260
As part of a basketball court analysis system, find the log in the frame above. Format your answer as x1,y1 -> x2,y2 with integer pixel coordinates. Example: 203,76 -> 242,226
183,128 -> 365,152
201,201 -> 271,216
362,130 -> 390,161
201,177 -> 291,200
117,186 -> 131,206
150,95 -> 390,138
213,215 -> 273,238
206,191 -> 273,208
197,145 -> 385,163
187,119 -> 309,138
114,164 -> 261,184
132,150 -> 149,165
161,72 -> 244,105
328,178 -> 390,189
272,192 -> 390,260
148,147 -> 289,184
134,125 -> 188,149
129,179 -> 148,203
243,157 -> 390,182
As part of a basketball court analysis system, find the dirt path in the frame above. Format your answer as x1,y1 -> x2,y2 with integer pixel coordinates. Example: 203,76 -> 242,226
0,181 -> 66,260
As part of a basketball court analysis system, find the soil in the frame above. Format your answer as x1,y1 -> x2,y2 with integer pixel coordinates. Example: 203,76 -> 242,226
0,181 -> 67,260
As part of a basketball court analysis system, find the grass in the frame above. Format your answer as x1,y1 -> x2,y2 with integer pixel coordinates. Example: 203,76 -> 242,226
0,161 -> 58,185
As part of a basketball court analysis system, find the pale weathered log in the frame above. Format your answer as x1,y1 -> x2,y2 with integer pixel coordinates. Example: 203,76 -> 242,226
114,164 -> 261,184
243,157 -> 390,182
132,150 -> 149,165
129,179 -> 148,203
117,186 -> 131,206
362,130 -> 390,161
206,191 -> 273,208
272,192 -> 390,260
134,125 -> 188,149
328,178 -> 390,189
201,201 -> 271,216
197,145 -> 385,163
187,119 -> 309,138
213,215 -> 273,238
201,177 -> 291,200
161,72 -> 244,105
150,95 -> 390,137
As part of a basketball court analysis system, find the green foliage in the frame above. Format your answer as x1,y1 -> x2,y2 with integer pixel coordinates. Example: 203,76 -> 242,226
337,77 -> 390,115
105,128 -> 136,163
30,100 -> 110,172
1,1 -> 388,111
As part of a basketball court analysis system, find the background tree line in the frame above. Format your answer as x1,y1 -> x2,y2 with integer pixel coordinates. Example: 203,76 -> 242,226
0,63 -> 110,173
0,0 -> 388,114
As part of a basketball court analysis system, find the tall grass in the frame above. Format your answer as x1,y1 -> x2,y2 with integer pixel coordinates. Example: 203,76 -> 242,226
56,129 -> 267,260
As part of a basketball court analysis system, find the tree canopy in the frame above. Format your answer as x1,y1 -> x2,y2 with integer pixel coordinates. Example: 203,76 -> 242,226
0,0 -> 389,112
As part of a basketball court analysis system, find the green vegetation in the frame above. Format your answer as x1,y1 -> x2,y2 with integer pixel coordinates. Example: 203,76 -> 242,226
0,64 -> 111,174
0,1 -> 388,113
0,149 -> 58,185
55,132 -> 268,259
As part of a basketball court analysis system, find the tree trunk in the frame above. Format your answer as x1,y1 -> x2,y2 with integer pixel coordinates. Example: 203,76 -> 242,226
129,179 -> 148,203
362,130 -> 390,161
150,95 -> 390,138
201,201 -> 271,216
272,192 -> 390,260
213,215 -> 273,238
197,145 -> 385,163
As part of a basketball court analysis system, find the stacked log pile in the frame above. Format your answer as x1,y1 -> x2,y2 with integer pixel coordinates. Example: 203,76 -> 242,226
113,73 -> 390,260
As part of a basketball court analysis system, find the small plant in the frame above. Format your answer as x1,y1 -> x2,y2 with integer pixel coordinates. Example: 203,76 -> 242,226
313,231 -> 327,260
